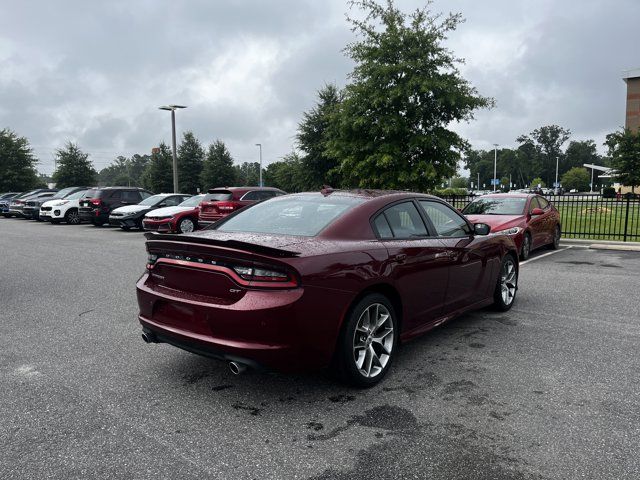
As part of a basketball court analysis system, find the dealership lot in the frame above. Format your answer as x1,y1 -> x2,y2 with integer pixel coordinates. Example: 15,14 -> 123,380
1,220 -> 639,479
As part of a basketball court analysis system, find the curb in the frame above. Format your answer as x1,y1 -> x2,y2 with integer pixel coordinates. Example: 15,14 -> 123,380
560,238 -> 640,252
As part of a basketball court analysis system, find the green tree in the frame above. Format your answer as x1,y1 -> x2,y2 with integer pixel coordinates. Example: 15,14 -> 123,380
98,154 -> 151,187
561,167 -> 590,192
297,84 -> 342,188
605,129 -> 640,193
200,140 -> 236,189
264,152 -> 306,192
177,131 -> 205,193
141,143 -> 173,193
530,177 -> 546,188
563,140 -> 601,173
517,125 -> 571,186
327,0 -> 492,190
51,142 -> 97,188
233,162 -> 262,186
0,128 -> 39,191
450,176 -> 468,189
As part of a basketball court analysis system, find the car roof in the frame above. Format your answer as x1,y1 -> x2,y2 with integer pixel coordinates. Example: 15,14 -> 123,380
208,186 -> 284,193
475,193 -> 533,199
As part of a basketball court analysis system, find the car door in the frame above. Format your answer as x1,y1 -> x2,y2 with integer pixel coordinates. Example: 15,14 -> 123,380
372,200 -> 451,332
527,197 -> 546,248
418,200 -> 496,314
535,196 -> 555,245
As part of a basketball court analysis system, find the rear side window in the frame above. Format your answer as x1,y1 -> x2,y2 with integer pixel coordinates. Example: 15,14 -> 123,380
419,201 -> 469,237
373,214 -> 393,239
122,191 -> 140,203
85,189 -> 103,198
378,202 -> 428,239
140,191 -> 153,200
242,190 -> 279,201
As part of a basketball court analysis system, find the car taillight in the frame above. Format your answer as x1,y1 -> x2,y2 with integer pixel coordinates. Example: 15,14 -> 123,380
232,265 -> 290,282
90,198 -> 101,206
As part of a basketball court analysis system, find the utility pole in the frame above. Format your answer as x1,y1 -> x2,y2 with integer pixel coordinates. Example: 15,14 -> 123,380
255,143 -> 263,187
477,172 -> 480,191
159,105 -> 187,193
555,156 -> 559,190
493,144 -> 498,192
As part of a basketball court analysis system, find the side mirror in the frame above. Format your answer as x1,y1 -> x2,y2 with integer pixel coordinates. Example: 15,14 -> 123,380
531,207 -> 544,216
474,223 -> 490,235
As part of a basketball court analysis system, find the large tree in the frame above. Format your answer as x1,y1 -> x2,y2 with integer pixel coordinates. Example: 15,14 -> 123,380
52,142 -> 97,188
98,154 -> 151,187
561,167 -> 590,192
0,128 -> 39,191
327,0 -> 492,190
200,140 -> 236,189
563,140 -> 601,173
297,84 -> 342,188
177,131 -> 205,193
605,128 -> 640,193
517,125 -> 571,186
264,152 -> 306,192
141,143 -> 173,193
233,162 -> 262,186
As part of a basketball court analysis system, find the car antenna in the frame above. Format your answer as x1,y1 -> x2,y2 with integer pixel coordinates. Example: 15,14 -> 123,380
320,185 -> 333,196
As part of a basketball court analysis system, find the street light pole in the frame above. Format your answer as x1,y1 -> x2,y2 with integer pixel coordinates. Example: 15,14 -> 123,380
255,143 -> 262,187
159,105 -> 187,193
493,144 -> 498,192
555,156 -> 559,190
477,172 -> 480,191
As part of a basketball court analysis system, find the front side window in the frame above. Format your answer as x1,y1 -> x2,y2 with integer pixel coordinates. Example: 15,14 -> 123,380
163,196 -> 184,207
179,195 -> 205,207
529,197 -> 541,213
419,201 -> 470,237
378,202 -> 428,239
537,196 -> 549,209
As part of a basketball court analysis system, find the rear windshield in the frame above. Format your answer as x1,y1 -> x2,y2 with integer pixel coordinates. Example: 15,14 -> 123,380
205,190 -> 233,201
51,187 -> 78,199
462,197 -> 527,215
179,195 -> 205,207
215,194 -> 365,236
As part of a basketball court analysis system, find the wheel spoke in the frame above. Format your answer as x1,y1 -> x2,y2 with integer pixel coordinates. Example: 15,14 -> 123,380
364,346 -> 374,376
372,328 -> 392,344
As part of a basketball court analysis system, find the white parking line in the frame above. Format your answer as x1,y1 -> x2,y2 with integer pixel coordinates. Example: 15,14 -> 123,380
520,246 -> 572,266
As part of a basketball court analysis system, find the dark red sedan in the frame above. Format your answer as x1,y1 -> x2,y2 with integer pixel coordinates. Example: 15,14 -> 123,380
462,193 -> 561,260
137,190 -> 519,386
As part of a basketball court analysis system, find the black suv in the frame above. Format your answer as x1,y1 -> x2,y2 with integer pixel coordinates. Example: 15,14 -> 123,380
79,187 -> 154,226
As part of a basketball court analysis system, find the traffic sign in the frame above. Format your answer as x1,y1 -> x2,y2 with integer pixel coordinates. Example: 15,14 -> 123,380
491,179 -> 499,185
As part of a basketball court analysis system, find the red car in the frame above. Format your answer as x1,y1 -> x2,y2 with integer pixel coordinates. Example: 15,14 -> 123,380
462,193 -> 561,260
137,190 -> 519,386
142,194 -> 206,233
197,187 -> 285,227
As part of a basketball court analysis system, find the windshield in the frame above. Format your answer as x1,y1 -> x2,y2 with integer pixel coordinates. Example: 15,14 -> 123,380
179,195 -> 205,207
65,190 -> 88,200
462,197 -> 527,215
139,194 -> 167,206
215,194 -> 365,236
205,190 -> 233,201
51,187 -> 78,199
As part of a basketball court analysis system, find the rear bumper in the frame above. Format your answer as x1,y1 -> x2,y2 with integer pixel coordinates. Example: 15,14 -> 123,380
136,273 -> 353,372
79,209 -> 108,222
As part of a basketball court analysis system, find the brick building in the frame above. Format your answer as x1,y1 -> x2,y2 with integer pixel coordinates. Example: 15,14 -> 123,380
624,68 -> 640,132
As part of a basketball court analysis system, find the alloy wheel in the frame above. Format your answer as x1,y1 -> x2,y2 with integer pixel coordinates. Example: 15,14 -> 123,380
500,259 -> 517,306
67,211 -> 80,224
180,218 -> 195,233
352,303 -> 394,378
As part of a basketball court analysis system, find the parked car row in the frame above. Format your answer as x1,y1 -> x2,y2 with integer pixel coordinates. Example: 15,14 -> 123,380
1,186 -> 286,234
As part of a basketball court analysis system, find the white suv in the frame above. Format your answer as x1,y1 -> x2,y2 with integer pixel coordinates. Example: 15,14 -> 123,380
40,189 -> 89,224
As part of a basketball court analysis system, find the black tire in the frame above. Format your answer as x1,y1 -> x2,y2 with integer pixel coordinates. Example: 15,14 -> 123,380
520,233 -> 531,261
92,220 -> 105,227
548,225 -> 561,250
120,225 -> 131,231
493,254 -> 518,311
64,209 -> 81,225
178,217 -> 196,234
50,219 -> 60,224
335,293 -> 398,387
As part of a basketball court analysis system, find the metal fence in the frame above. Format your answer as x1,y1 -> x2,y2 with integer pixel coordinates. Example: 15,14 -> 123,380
438,194 -> 640,242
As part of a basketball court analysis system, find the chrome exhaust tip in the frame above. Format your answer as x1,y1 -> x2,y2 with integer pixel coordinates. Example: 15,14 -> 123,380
228,361 -> 247,375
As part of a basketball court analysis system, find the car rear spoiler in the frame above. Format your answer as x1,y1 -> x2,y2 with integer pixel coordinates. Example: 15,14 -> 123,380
144,232 -> 301,258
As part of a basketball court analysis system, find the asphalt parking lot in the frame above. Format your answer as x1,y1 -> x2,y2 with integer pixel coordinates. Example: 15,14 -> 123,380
1,219 -> 639,480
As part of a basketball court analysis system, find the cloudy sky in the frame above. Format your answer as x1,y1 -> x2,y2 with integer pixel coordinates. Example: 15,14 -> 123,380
1,0 -> 638,176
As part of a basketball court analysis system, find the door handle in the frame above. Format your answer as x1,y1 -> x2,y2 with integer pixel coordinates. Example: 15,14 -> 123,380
392,254 -> 407,264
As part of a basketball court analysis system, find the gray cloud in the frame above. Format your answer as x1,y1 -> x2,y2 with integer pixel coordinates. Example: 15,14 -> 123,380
1,0 -> 638,176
